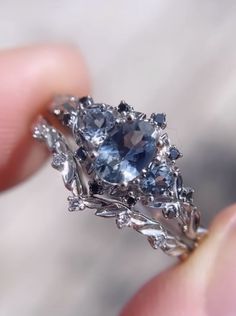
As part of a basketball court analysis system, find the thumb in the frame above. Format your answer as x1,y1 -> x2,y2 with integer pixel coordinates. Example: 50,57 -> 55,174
121,205 -> 236,316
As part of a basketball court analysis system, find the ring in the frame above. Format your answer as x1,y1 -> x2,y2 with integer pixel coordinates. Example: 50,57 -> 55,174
33,95 -> 207,257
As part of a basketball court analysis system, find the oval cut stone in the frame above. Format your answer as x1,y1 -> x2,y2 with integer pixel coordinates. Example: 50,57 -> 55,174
95,120 -> 157,184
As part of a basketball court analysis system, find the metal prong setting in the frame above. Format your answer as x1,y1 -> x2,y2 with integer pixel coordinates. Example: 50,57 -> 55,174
33,96 -> 207,257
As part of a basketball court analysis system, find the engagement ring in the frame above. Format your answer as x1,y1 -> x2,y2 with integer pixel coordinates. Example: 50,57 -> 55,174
33,96 -> 207,257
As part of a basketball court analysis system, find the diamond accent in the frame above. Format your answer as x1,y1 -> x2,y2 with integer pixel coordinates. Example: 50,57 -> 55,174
68,196 -> 85,211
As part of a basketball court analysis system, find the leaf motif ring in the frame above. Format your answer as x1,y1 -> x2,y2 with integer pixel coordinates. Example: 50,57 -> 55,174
33,96 -> 207,258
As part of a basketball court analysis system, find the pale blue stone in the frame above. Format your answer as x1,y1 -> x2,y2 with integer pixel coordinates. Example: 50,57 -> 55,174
140,163 -> 174,194
140,173 -> 156,193
95,120 -> 156,183
154,164 -> 174,192
79,107 -> 115,144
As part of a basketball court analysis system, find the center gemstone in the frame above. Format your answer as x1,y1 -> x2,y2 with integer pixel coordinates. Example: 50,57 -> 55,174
95,120 -> 157,184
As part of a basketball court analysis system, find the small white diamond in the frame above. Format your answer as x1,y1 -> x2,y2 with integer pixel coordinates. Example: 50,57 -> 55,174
67,196 -> 85,212
32,120 -> 48,140
116,211 -> 132,229
152,235 -> 166,249
51,153 -> 67,170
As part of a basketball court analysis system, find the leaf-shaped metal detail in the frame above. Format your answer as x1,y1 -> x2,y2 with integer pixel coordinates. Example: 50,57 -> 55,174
33,98 -> 207,258
95,208 -> 119,218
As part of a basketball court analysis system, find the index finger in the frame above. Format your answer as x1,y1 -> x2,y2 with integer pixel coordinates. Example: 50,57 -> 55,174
0,44 -> 90,191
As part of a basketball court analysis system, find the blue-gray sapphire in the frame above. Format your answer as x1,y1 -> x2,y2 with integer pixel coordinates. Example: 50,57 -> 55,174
140,163 -> 174,194
78,106 -> 115,144
140,172 -> 156,194
152,113 -> 166,128
169,146 -> 181,160
95,120 -> 157,184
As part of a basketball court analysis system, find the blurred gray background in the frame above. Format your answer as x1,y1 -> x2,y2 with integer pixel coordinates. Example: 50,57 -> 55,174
1,0 -> 236,315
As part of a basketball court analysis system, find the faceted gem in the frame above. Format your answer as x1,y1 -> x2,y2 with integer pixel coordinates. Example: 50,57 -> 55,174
162,205 -> 177,219
89,181 -> 103,195
51,153 -> 67,170
75,147 -> 87,161
153,164 -> 174,193
52,95 -> 78,115
126,195 -> 137,206
116,211 -> 132,228
68,196 -> 85,212
140,163 -> 174,194
95,120 -> 157,184
78,106 -> 115,144
62,113 -> 71,126
152,113 -> 166,128
151,235 -> 166,249
118,101 -> 131,113
52,96 -> 77,127
140,172 -> 156,194
181,187 -> 194,201
79,96 -> 94,107
176,174 -> 183,192
169,146 -> 181,160
186,189 -> 194,201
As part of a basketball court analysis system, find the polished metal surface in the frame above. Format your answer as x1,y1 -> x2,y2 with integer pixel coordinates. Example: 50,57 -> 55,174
33,96 -> 207,257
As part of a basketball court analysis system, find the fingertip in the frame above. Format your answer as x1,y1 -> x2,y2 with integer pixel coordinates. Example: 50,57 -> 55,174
121,205 -> 236,316
0,44 -> 90,190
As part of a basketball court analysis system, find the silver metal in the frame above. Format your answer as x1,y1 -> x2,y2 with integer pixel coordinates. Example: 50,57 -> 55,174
33,95 -> 207,257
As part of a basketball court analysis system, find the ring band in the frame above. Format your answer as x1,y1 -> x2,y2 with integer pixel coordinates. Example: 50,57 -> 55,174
33,95 -> 207,257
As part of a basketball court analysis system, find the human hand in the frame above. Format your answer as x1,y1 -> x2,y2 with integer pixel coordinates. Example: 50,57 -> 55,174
1,45 -> 235,316
0,44 -> 89,190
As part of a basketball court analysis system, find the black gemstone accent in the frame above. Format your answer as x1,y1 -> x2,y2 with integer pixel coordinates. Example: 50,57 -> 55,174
186,190 -> 194,201
79,96 -> 94,107
181,188 -> 194,201
169,146 -> 181,160
126,195 -> 137,206
118,101 -> 131,113
176,175 -> 183,193
62,113 -> 71,126
193,212 -> 200,231
152,113 -> 166,128
162,205 -> 177,219
75,147 -> 87,161
89,181 -> 103,195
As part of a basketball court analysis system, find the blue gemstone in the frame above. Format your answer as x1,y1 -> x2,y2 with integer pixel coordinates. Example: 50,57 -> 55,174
95,120 -> 157,184
140,172 -> 156,193
152,113 -> 166,128
153,164 -> 174,193
79,107 -> 115,144
140,163 -> 174,194
169,146 -> 181,160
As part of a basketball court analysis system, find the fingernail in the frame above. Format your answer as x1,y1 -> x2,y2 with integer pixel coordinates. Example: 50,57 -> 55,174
205,211 -> 236,316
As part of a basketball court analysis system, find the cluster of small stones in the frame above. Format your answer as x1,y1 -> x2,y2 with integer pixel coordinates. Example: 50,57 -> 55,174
53,96 -> 192,216
32,96 -> 203,256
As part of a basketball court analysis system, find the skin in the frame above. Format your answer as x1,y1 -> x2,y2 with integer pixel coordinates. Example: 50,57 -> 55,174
1,45 -> 236,316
